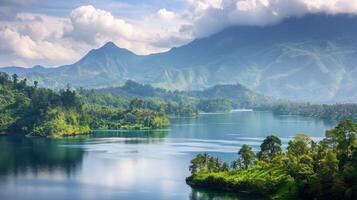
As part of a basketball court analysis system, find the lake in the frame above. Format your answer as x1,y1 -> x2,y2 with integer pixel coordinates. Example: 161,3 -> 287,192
0,111 -> 334,200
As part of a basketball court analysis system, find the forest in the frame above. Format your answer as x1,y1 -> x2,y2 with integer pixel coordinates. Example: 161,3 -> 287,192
1,71 -> 357,138
256,102 -> 357,122
79,88 -> 199,117
94,80 -> 357,121
186,120 -> 357,200
0,72 -> 169,137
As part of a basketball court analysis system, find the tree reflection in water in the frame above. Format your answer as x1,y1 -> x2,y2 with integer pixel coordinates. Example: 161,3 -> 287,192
0,136 -> 85,176
0,129 -> 168,176
190,189 -> 267,200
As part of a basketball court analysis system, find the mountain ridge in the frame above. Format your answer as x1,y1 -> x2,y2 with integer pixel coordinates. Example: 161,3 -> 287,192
97,79 -> 273,108
1,14 -> 357,102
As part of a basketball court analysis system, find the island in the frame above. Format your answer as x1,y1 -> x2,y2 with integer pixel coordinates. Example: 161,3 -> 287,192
186,120 -> 357,200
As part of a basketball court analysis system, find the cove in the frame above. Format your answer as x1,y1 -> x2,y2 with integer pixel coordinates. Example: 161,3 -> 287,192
0,111 -> 333,200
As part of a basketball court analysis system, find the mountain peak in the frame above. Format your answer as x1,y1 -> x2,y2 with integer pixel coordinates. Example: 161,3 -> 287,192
93,41 -> 137,57
102,41 -> 118,49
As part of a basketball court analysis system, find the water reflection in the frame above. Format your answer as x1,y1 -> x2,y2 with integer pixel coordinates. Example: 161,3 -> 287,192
0,112 -> 333,200
0,130 -> 169,177
91,129 -> 169,139
0,136 -> 85,176
190,189 -> 267,200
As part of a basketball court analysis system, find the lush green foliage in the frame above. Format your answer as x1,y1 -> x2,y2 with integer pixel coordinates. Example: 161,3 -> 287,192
0,72 -> 90,137
97,80 -> 270,114
85,105 -> 169,130
257,135 -> 282,161
79,88 -> 129,109
81,86 -> 199,117
238,144 -> 255,169
256,102 -> 357,122
187,120 -> 357,199
0,73 -> 169,137
94,80 -> 357,121
197,98 -> 233,113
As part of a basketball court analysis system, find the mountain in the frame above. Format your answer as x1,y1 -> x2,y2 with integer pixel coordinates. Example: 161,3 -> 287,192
1,14 -> 357,102
98,80 -> 273,107
99,80 -> 173,99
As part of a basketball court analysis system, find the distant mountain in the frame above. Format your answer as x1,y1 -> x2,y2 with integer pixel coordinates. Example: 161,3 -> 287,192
0,65 -> 47,75
1,14 -> 357,102
99,80 -> 273,107
99,80 -> 173,99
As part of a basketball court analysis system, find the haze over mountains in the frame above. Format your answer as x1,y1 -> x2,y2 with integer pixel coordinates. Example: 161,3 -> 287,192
1,14 -> 357,103
98,80 -> 272,108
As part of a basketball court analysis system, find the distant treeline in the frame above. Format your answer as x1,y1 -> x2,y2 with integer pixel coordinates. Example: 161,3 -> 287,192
79,88 -> 199,117
186,120 -> 357,199
256,102 -> 357,122
94,80 -> 357,120
96,80 -> 271,114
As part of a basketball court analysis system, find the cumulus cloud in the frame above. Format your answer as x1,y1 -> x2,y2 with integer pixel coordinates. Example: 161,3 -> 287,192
0,28 -> 78,60
69,5 -> 189,54
70,5 -> 133,44
0,13 -> 80,66
156,8 -> 177,20
0,5 -> 188,66
1,0 -> 357,67
186,0 -> 357,37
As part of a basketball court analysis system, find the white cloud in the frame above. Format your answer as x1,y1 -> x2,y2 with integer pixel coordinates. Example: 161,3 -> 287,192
70,5 -> 133,44
69,5 -> 189,55
1,1 -> 357,67
0,14 -> 80,67
0,27 -> 80,62
15,13 -> 72,41
303,0 -> 357,13
157,8 -> 176,20
0,5 -> 189,66
186,0 -> 357,37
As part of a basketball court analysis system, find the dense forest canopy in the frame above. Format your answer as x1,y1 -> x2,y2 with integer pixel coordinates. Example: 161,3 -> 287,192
0,72 -> 169,137
186,120 -> 357,199
79,88 -> 199,117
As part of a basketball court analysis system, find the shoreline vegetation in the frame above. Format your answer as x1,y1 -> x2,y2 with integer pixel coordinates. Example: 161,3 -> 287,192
255,103 -> 357,122
186,120 -> 357,200
87,79 -> 357,122
1,71 -> 357,137
0,72 -> 169,138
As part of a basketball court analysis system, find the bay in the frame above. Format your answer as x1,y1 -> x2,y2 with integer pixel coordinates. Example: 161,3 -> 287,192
0,111 -> 333,200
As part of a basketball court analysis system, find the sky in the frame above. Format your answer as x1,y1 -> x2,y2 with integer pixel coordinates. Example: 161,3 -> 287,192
1,0 -> 357,67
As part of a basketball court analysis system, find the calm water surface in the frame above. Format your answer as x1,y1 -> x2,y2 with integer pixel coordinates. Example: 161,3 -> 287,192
0,111 -> 334,200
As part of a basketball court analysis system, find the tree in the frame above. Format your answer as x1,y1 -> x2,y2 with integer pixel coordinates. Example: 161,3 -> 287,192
129,98 -> 143,110
189,154 -> 203,174
189,153 -> 210,174
12,73 -> 18,84
207,157 -> 221,172
221,162 -> 229,171
258,135 -> 282,161
202,152 -> 209,167
238,144 -> 255,169
324,119 -> 357,169
34,81 -> 38,88
0,72 -> 10,84
287,134 -> 312,157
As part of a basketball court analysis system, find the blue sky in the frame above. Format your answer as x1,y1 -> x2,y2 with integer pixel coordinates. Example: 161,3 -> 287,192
0,0 -> 357,67
1,0 -> 186,19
